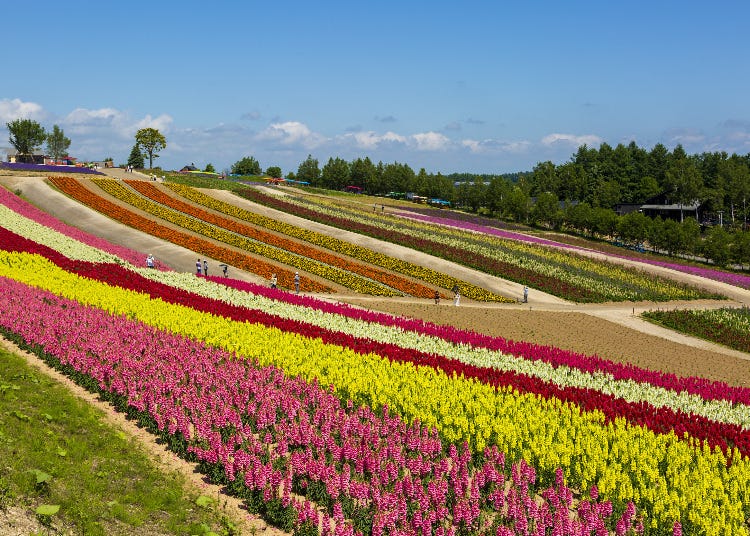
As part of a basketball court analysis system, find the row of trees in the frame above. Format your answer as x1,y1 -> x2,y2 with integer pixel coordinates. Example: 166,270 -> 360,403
6,119 -> 71,162
525,143 -> 750,223
558,203 -> 750,268
6,118 -> 166,171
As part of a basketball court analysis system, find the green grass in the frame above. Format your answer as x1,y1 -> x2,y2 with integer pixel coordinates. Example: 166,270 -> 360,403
0,344 -> 241,535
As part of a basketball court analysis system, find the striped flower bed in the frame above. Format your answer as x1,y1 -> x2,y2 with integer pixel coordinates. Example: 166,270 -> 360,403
1,235 -> 749,532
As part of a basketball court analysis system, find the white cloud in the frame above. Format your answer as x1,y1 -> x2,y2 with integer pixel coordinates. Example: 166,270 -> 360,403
461,138 -> 531,154
134,114 -> 173,135
411,131 -> 451,151
541,133 -> 602,147
0,98 -> 46,123
342,130 -> 408,150
255,121 -> 326,149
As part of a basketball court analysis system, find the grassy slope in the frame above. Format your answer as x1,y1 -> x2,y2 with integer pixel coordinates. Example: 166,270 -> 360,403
0,344 -> 240,536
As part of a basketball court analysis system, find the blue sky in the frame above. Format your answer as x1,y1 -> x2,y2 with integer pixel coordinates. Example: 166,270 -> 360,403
2,1 -> 749,175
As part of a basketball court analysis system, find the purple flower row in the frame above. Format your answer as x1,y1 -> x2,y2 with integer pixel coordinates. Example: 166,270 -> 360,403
0,162 -> 105,175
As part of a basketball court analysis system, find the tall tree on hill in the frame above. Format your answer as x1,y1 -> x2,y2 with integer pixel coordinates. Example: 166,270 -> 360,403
134,128 -> 166,169
7,118 -> 46,162
664,146 -> 702,222
127,143 -> 145,169
45,125 -> 71,163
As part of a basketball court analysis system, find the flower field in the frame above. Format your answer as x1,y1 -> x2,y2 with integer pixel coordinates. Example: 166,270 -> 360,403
123,178 -> 496,301
2,183 -> 750,534
397,206 -> 750,291
47,175 -> 333,292
162,182 -> 512,302
236,188 -> 721,303
643,307 -> 750,353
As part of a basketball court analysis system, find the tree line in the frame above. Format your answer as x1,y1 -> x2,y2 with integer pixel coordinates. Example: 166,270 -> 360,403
234,144 -> 750,268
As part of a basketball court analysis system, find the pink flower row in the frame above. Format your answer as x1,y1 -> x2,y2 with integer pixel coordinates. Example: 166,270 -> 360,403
0,275 -> 641,535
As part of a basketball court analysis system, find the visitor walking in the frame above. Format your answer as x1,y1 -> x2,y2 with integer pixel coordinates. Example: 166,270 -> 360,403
434,290 -> 440,305
196,259 -> 202,275
523,286 -> 528,303
203,259 -> 208,276
146,253 -> 155,269
294,272 -> 300,294
270,273 -> 277,289
453,286 -> 461,306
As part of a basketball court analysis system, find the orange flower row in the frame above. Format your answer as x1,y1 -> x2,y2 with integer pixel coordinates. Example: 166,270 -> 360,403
47,176 -> 333,293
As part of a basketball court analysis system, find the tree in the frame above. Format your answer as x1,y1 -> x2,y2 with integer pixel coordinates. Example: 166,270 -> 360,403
266,166 -> 282,178
127,143 -> 145,169
231,156 -> 261,175
7,119 -> 46,162
297,154 -> 320,183
350,157 -> 377,193
321,157 -> 351,189
204,163 -> 216,173
134,128 -> 166,169
664,146 -> 702,221
45,125 -> 71,162
531,191 -> 559,228
702,226 -> 731,267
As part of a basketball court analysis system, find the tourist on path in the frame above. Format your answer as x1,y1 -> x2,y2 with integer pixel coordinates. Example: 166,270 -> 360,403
196,259 -> 202,275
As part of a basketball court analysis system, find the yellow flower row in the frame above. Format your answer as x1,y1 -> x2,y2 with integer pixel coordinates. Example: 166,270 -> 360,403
2,250 -> 748,533
91,179 -> 399,296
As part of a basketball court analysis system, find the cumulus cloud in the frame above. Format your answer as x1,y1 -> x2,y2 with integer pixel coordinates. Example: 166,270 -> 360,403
255,121 -> 327,149
412,131 -> 451,151
342,130 -> 408,150
541,133 -> 602,147
0,98 -> 46,123
134,114 -> 173,134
